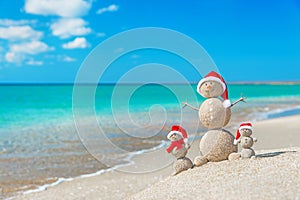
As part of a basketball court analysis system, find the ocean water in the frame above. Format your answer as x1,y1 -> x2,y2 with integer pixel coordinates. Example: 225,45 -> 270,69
1,84 -> 300,198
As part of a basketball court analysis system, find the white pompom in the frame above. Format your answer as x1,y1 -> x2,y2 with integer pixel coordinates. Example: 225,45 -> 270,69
233,139 -> 238,145
223,100 -> 231,108
184,138 -> 188,143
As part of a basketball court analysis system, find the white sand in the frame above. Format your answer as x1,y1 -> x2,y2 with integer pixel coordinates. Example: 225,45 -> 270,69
14,115 -> 300,200
130,147 -> 300,200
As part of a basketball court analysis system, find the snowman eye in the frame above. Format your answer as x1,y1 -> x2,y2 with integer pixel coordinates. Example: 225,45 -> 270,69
210,82 -> 213,85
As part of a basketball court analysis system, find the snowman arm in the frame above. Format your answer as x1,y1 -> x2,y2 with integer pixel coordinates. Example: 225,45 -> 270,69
184,140 -> 190,149
182,102 -> 199,111
230,97 -> 247,108
185,143 -> 191,150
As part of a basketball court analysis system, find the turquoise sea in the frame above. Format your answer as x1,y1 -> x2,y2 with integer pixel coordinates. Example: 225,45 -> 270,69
1,84 -> 300,198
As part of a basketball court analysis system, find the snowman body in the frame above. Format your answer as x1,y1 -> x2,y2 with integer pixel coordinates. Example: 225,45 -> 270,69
199,129 -> 237,162
171,146 -> 188,159
199,98 -> 231,129
167,133 -> 187,159
194,72 -> 237,166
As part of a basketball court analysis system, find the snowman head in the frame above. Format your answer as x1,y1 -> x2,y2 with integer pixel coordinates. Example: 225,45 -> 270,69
235,122 -> 253,144
168,133 -> 183,142
240,128 -> 252,137
167,125 -> 188,142
198,80 -> 224,98
197,71 -> 230,107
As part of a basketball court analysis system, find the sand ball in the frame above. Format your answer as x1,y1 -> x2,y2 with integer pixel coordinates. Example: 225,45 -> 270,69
199,129 -> 237,162
228,152 -> 241,161
241,148 -> 255,159
194,156 -> 208,167
199,98 -> 231,129
173,157 -> 193,175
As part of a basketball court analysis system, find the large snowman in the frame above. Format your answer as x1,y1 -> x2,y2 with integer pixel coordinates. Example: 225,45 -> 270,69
184,71 -> 245,166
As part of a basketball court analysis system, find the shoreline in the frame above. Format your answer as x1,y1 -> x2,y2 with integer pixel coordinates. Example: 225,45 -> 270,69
19,141 -> 167,196
11,114 -> 300,200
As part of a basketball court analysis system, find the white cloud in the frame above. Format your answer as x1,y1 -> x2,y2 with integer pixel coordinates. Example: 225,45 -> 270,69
0,19 -> 37,26
96,4 -> 119,14
5,40 -> 54,63
0,25 -> 43,41
62,55 -> 76,62
50,18 -> 91,39
5,52 -> 25,63
62,37 -> 89,49
10,40 -> 54,54
26,59 -> 43,66
24,0 -> 92,17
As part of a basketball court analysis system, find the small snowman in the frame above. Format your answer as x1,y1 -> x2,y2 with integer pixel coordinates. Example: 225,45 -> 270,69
166,125 -> 193,175
183,71 -> 246,167
229,122 -> 257,160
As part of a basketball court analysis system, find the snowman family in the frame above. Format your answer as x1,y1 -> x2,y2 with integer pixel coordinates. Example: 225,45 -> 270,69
166,71 -> 258,175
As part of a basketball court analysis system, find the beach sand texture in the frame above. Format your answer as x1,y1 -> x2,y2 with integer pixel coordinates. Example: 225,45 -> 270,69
131,147 -> 300,200
14,115 -> 300,200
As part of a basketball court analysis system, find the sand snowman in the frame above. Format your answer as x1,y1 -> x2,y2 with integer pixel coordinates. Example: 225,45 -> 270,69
166,125 -> 193,175
184,71 -> 246,166
229,122 -> 257,160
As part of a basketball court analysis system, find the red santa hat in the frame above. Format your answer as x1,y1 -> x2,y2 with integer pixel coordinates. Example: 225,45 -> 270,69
197,71 -> 231,108
234,122 -> 253,145
167,125 -> 188,143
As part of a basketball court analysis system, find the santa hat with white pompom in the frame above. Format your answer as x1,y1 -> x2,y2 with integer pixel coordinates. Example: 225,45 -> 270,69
234,122 -> 253,145
197,71 -> 231,108
167,125 -> 188,143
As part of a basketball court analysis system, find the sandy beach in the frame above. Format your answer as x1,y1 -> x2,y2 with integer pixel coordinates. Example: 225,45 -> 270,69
12,115 -> 300,200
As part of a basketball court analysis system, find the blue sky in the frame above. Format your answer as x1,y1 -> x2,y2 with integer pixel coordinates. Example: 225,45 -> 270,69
0,0 -> 300,83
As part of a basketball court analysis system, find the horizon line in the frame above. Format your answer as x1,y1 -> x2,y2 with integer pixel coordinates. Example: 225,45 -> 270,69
1,81 -> 300,86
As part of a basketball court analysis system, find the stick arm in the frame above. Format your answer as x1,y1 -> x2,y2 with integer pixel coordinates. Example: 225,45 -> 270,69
230,97 -> 247,107
182,99 -> 199,111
